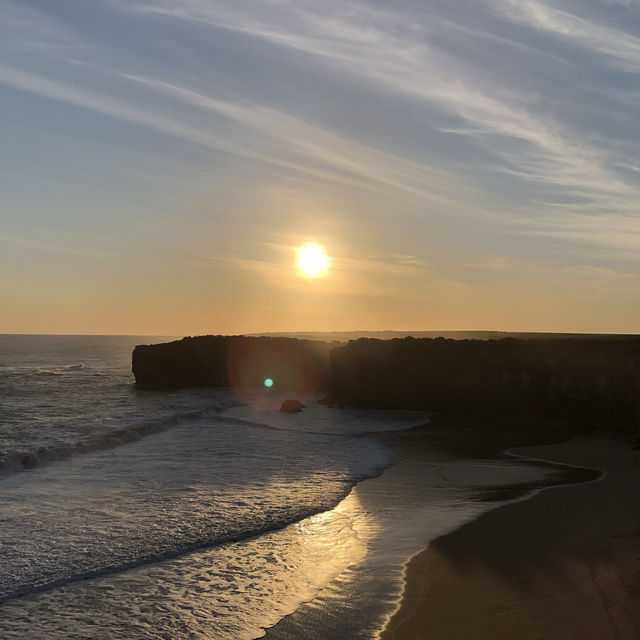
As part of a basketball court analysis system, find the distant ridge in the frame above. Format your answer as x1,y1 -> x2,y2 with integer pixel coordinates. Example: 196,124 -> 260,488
251,330 -> 638,343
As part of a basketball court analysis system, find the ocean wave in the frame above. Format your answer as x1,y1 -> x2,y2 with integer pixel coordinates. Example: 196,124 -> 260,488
33,363 -> 86,376
61,363 -> 86,371
0,416 -> 176,474
0,407 -> 224,476
0,414 -> 396,605
221,401 -> 430,437
0,492 -> 368,604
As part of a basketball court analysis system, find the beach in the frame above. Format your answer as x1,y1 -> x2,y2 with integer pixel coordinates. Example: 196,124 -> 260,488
263,414 -> 602,640
380,421 -> 640,640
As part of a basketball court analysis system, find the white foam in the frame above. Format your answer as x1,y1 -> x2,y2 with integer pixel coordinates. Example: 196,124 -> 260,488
221,395 -> 430,436
0,408 -> 394,602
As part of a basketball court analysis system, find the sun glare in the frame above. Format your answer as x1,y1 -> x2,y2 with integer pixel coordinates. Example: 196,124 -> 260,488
297,244 -> 329,278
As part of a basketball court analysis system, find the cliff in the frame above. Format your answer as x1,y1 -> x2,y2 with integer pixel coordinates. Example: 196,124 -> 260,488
133,334 -> 640,430
329,337 -> 640,426
133,335 -> 333,396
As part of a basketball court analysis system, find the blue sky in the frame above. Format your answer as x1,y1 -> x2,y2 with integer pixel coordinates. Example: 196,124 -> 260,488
2,0 -> 640,334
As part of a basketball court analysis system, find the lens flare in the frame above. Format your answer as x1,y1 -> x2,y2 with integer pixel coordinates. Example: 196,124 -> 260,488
227,339 -> 324,411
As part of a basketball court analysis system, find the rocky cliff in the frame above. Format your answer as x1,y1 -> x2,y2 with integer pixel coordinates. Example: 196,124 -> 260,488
133,334 -> 640,429
329,337 -> 640,426
133,335 -> 333,397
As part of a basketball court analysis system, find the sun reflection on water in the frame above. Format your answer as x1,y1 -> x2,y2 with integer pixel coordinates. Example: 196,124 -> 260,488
0,486 -> 378,640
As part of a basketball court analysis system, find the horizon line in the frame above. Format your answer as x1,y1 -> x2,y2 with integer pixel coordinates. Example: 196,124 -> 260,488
1,330 -> 638,338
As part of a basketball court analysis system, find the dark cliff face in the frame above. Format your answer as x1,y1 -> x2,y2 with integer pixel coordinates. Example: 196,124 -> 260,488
329,337 -> 640,425
133,335 -> 640,428
132,335 -> 332,398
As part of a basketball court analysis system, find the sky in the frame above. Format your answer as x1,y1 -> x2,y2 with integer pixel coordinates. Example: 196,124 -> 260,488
2,0 -> 640,335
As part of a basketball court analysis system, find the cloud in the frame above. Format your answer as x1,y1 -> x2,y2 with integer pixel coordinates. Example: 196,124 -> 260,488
118,0 -> 640,224
492,0 -> 640,71
4,0 -> 640,261
202,241 -> 436,298
515,211 -> 640,254
0,232 -> 117,259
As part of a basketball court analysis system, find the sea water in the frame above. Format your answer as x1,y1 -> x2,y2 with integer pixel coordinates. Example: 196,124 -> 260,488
0,335 -> 566,639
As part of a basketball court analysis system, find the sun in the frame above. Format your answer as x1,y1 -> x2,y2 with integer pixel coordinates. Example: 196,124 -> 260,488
297,243 -> 329,278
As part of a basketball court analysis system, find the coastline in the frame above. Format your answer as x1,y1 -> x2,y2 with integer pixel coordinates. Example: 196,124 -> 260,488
265,413 -> 597,640
379,417 -> 640,640
3,393 -> 633,639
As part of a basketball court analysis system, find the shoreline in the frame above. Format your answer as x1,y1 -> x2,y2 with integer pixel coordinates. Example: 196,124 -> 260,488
265,412 -> 597,640
379,416 -> 640,640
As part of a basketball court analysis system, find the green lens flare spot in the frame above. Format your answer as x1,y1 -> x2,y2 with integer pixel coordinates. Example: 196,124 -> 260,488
264,378 -> 274,388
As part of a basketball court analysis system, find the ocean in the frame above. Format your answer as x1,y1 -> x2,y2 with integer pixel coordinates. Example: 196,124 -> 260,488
0,335 -> 567,639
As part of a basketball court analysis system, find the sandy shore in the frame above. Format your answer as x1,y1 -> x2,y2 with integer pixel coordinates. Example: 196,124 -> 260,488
380,419 -> 640,640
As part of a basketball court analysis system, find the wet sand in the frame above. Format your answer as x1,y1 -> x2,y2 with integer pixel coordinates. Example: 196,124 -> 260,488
265,413 -> 599,640
380,417 -> 640,640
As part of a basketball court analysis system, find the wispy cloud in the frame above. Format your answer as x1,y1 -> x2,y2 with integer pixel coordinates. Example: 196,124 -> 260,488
202,241 -> 434,298
3,0 -> 640,333
1,0 -> 82,52
492,0 -> 640,71
9,0 -> 640,223
120,0 -> 640,225
0,232 -> 117,259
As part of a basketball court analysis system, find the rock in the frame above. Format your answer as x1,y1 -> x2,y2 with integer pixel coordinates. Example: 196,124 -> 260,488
280,399 -> 305,413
